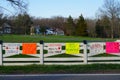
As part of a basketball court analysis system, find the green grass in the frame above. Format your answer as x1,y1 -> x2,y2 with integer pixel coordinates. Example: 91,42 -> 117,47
92,53 -> 119,57
4,53 -> 119,58
6,54 -> 38,58
47,54 -> 80,57
0,34 -> 116,42
1,64 -> 120,74
6,53 -> 79,58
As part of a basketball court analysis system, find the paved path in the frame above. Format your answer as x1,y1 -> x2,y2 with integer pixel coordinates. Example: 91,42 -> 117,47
0,74 -> 120,80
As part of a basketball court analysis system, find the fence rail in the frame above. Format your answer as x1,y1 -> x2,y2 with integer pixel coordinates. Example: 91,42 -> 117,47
0,41 -> 120,66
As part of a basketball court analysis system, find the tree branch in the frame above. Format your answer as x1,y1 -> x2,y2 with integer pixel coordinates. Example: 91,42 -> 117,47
6,0 -> 28,13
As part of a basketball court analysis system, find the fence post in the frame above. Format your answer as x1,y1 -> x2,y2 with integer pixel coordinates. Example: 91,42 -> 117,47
40,40 -> 44,64
0,40 -> 3,66
83,40 -> 88,64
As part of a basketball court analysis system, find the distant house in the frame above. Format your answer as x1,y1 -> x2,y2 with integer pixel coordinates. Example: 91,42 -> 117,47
0,23 -> 12,34
30,25 -> 65,35
35,25 -> 40,34
55,28 -> 64,35
45,28 -> 64,35
46,28 -> 55,35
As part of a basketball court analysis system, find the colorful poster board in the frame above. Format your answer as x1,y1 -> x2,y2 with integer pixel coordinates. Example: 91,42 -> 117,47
48,43 -> 62,54
106,42 -> 120,54
89,43 -> 104,54
66,43 -> 80,54
4,43 -> 20,54
22,43 -> 37,54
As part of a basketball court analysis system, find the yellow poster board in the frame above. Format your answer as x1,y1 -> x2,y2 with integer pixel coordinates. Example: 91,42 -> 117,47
66,43 -> 80,54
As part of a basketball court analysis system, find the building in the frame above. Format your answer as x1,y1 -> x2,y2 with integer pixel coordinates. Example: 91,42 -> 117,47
46,28 -> 55,35
0,23 -> 12,34
55,28 -> 64,35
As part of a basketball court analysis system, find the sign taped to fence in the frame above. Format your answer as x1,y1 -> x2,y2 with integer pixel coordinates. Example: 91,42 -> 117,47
106,42 -> 120,54
66,43 -> 79,54
4,43 -> 20,54
48,43 -> 62,54
22,43 -> 37,54
89,43 -> 104,54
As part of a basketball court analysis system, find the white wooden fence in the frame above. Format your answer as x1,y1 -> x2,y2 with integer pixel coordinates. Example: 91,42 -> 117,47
0,41 -> 120,66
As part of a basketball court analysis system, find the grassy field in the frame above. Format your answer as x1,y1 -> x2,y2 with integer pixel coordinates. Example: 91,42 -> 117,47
0,34 -> 116,42
1,64 -> 120,74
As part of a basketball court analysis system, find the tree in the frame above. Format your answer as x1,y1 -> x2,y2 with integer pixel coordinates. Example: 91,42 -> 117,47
0,0 -> 27,13
32,16 -> 66,35
65,16 -> 75,36
99,0 -> 120,38
14,13 -> 33,34
101,15 -> 111,38
95,15 -> 112,38
0,13 -> 7,26
0,13 -> 7,34
76,14 -> 88,36
40,26 -> 47,35
95,19 -> 104,37
86,19 -> 96,37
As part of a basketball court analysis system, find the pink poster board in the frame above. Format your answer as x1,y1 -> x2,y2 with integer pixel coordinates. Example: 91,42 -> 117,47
106,42 -> 120,54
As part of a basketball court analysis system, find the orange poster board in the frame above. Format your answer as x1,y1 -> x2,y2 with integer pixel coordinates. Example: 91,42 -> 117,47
22,43 -> 37,54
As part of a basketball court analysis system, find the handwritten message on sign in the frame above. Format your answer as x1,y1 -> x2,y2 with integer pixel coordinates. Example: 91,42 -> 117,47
5,43 -> 20,54
22,43 -> 37,54
106,42 -> 120,54
89,43 -> 104,54
66,43 -> 80,54
48,43 -> 62,54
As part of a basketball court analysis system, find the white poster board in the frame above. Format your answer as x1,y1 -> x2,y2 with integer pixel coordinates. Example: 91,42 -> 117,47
48,43 -> 62,54
4,43 -> 20,54
89,43 -> 104,54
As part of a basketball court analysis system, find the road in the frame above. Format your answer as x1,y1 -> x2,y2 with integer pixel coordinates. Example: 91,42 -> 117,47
0,74 -> 120,80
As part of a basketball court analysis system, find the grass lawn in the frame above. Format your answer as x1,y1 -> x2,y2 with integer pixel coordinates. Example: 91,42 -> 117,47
0,34 -> 116,42
1,64 -> 120,74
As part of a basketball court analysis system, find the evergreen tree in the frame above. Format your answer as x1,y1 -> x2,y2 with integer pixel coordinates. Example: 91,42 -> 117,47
14,13 -> 33,34
40,26 -> 47,35
76,14 -> 88,36
65,16 -> 75,36
101,16 -> 111,38
95,19 -> 104,37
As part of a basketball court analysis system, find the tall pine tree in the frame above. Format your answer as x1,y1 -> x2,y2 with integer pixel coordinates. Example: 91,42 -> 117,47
95,19 -> 104,37
65,16 -> 75,36
76,14 -> 88,36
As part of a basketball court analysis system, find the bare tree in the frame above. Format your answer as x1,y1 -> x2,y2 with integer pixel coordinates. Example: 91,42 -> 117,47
99,0 -> 120,38
0,0 -> 28,13
86,19 -> 96,37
